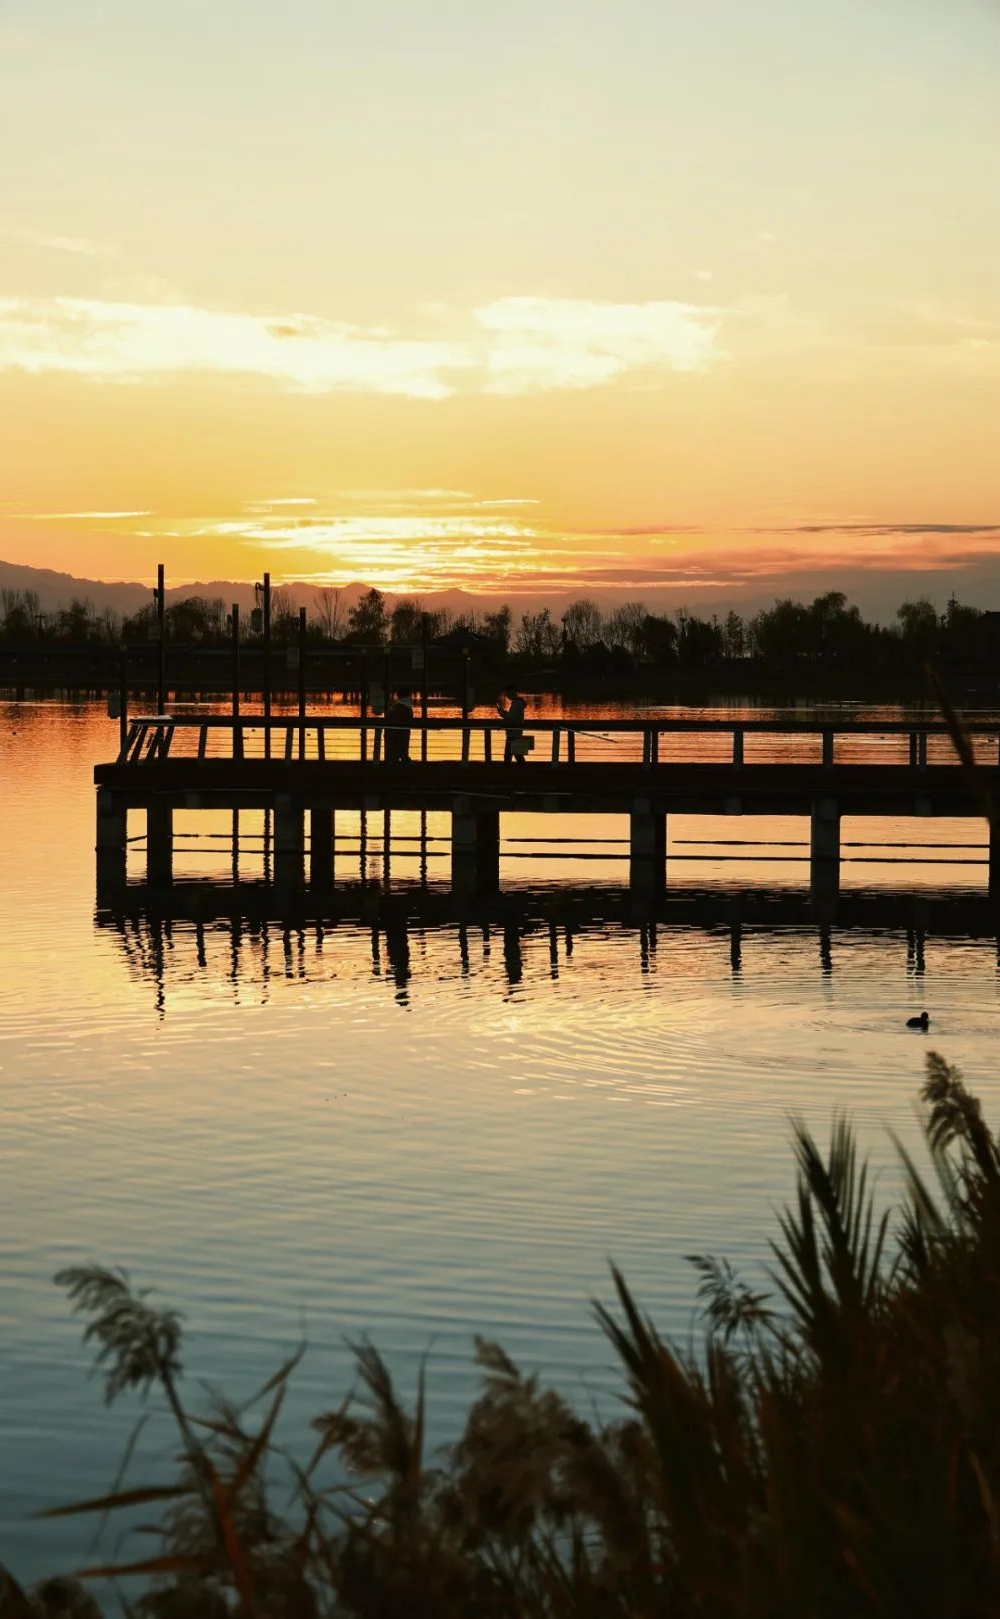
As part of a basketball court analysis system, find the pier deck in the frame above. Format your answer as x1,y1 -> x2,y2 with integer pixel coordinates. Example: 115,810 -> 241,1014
94,714 -> 1000,904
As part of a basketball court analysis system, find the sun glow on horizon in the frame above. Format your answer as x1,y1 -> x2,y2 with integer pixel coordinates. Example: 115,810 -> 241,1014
1,0 -> 999,606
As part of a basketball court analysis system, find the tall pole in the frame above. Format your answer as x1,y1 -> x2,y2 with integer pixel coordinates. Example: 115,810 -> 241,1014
360,653 -> 368,762
461,649 -> 471,764
156,562 -> 166,715
118,643 -> 128,755
231,603 -> 242,759
421,614 -> 429,763
262,571 -> 272,760
298,605 -> 307,760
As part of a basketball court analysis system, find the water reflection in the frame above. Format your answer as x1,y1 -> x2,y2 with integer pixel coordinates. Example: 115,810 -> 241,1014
6,702 -> 1000,1584
95,880 -> 1000,1016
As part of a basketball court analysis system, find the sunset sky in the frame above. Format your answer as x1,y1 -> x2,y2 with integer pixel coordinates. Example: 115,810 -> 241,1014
2,0 -> 1000,609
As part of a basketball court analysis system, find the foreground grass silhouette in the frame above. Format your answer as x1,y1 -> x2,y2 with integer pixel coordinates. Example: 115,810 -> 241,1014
6,1051 -> 1000,1619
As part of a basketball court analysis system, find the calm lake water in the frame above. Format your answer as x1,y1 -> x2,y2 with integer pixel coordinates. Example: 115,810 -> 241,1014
2,697 -> 999,1584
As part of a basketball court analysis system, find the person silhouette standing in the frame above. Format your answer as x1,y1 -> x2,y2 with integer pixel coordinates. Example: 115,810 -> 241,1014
497,684 -> 528,765
385,687 -> 413,762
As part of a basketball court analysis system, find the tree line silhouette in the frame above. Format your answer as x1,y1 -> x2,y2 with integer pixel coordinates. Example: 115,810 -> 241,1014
1,584 -> 996,680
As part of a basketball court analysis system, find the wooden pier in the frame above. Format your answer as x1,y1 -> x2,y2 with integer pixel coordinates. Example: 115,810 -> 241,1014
94,713 -> 1000,907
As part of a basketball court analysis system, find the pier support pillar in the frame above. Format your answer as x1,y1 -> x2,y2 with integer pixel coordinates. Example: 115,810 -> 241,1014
310,808 -> 335,889
95,788 -> 127,900
274,797 -> 304,893
452,802 -> 500,894
147,801 -> 173,886
629,802 -> 666,900
810,797 -> 840,910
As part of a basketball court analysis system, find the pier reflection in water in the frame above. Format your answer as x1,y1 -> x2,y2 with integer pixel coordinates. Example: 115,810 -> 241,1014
97,880 -> 1000,1016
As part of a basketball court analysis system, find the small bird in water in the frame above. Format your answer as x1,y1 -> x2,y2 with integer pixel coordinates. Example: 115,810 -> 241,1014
907,1011 -> 930,1029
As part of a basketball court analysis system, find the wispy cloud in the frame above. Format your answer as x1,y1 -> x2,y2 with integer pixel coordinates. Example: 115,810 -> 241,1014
26,509 -> 154,520
252,497 -> 318,507
0,297 -> 466,400
202,515 -> 544,546
3,227 -> 116,259
475,297 -> 721,391
0,293 -> 723,398
754,520 -> 1000,537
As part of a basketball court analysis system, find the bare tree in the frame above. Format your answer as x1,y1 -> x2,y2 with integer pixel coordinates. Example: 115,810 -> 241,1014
314,587 -> 345,641
483,605 -> 512,651
562,598 -> 604,649
515,608 -> 561,659
606,601 -> 647,659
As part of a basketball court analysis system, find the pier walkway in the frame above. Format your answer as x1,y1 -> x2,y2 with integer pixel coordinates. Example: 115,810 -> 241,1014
94,713 -> 1000,904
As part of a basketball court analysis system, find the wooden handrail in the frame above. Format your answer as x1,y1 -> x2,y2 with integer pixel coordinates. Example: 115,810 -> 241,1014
123,714 -> 1000,736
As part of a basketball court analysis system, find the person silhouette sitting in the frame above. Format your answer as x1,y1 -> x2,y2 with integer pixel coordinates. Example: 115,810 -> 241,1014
496,684 -> 528,765
385,687 -> 413,762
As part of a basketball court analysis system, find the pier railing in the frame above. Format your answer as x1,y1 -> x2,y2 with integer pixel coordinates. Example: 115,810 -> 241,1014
116,713 -> 1000,770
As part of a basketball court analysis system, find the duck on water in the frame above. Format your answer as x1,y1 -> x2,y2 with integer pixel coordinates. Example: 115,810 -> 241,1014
907,1011 -> 930,1029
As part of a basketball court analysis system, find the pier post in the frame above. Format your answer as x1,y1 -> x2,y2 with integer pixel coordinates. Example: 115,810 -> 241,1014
310,807 -> 335,889
990,820 -> 1000,907
474,809 -> 500,890
95,788 -> 128,898
629,800 -> 667,898
274,796 -> 304,892
452,800 -> 500,894
147,800 -> 173,886
810,797 -> 840,907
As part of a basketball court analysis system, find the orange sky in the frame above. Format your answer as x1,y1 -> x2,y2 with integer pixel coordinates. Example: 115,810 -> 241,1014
2,0 -> 1000,606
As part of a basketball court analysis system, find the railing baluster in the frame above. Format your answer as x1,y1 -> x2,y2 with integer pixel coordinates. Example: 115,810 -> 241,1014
822,728 -> 833,768
284,724 -> 294,762
551,728 -> 560,765
650,727 -> 659,766
733,727 -> 744,767
119,721 -> 138,763
318,726 -> 325,762
909,731 -> 918,768
484,727 -> 492,763
567,729 -> 576,764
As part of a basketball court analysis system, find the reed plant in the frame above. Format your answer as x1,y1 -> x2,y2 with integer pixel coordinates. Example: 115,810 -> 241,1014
8,1051 -> 1000,1618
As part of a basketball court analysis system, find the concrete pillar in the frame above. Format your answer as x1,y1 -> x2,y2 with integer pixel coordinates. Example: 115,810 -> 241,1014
629,801 -> 666,898
95,788 -> 127,900
810,797 -> 840,908
274,797 -> 304,892
310,807 -> 334,889
147,800 -> 173,886
474,809 -> 500,891
452,802 -> 501,894
96,788 -> 127,851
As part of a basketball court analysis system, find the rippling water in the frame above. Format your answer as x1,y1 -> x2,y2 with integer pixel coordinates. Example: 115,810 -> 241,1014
1,698 -> 998,1583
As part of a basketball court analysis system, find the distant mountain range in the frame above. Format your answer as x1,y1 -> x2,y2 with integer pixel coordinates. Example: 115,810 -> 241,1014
2,554 -> 998,625
0,558 -> 476,621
